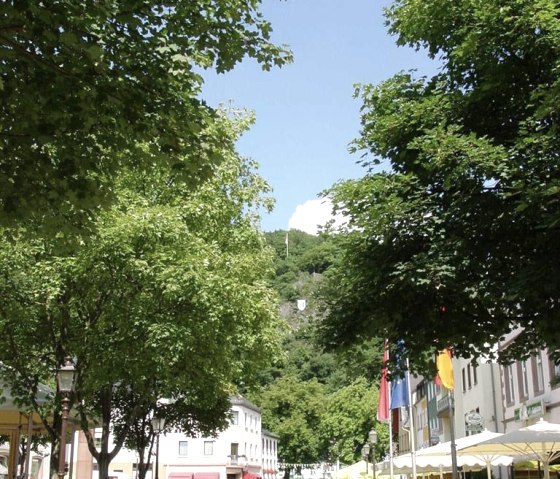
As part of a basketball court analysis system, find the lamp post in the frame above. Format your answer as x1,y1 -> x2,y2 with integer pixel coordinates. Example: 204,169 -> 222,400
56,357 -> 76,479
368,429 -> 378,479
362,444 -> 370,478
151,416 -> 165,479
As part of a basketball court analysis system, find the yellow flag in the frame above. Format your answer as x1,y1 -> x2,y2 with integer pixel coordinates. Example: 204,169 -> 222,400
436,348 -> 454,390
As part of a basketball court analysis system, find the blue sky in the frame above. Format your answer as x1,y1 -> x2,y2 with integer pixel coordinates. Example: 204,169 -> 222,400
201,0 -> 437,233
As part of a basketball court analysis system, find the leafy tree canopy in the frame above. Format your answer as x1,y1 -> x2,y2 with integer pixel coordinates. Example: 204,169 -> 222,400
252,230 -> 388,468
0,112 -> 281,478
0,1 -> 291,229
265,229 -> 336,302
319,378 -> 386,465
319,0 -> 560,371
251,374 -> 327,466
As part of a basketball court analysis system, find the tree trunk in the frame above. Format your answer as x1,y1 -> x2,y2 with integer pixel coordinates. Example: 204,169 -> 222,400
137,461 -> 151,479
50,437 -> 60,479
97,452 -> 112,479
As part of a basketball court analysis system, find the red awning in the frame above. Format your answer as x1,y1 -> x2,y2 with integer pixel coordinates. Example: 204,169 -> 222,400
194,473 -> 220,479
243,472 -> 261,479
169,474 -> 194,479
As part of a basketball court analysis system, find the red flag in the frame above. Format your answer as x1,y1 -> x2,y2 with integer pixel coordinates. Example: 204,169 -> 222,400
377,339 -> 390,422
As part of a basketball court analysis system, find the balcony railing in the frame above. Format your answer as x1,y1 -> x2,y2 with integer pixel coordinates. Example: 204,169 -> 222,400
437,395 -> 450,416
227,454 -> 248,467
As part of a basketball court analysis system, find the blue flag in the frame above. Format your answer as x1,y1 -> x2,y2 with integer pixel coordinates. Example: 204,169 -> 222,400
390,340 -> 410,409
390,371 -> 410,409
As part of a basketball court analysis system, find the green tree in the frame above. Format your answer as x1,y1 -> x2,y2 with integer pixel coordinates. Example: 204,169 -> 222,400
319,0 -> 560,369
251,375 -> 326,479
319,378 -> 387,465
0,1 -> 291,228
0,113 -> 281,479
255,229 -> 390,469
265,230 -> 329,301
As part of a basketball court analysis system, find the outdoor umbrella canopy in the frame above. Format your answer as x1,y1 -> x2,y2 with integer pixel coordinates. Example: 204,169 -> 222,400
427,430 -> 512,479
336,460 -> 370,479
385,431 -> 512,479
460,419 -> 560,479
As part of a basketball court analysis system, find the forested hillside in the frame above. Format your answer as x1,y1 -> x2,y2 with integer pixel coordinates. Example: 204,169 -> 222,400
246,229 -> 386,474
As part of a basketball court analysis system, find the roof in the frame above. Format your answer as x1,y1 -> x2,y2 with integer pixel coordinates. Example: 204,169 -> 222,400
230,395 -> 261,413
262,428 -> 279,439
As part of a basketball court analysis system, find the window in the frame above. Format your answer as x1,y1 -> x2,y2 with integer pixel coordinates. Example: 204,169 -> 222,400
231,410 -> 239,425
473,362 -> 478,385
532,354 -> 545,394
505,363 -> 515,405
94,431 -> 102,448
204,441 -> 214,455
549,355 -> 560,388
467,364 -> 472,389
518,361 -> 529,400
462,368 -> 466,392
179,441 -> 188,456
427,382 -> 434,400
523,361 -> 530,397
430,416 -> 441,434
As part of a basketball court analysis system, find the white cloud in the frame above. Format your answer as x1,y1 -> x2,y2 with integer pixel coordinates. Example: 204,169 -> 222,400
288,198 -> 344,235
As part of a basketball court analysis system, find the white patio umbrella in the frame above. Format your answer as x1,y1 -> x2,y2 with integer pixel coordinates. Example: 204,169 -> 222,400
336,460 -> 369,479
378,456 -> 447,477
386,432 -> 512,479
460,419 -> 560,479
421,430 -> 512,479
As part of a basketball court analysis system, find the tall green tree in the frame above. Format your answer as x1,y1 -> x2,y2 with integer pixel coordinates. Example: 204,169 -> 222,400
251,374 -> 326,479
0,113 -> 281,479
0,1 -> 291,228
319,378 -> 387,465
254,231 -> 387,469
320,0 -> 560,369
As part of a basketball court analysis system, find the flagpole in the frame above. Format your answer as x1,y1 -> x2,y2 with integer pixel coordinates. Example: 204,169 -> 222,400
378,340 -> 393,479
388,391 -> 394,479
406,358 -> 417,479
436,348 -> 458,479
449,391 -> 458,479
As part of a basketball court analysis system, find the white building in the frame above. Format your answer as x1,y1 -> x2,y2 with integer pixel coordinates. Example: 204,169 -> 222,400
452,355 -> 504,437
261,430 -> 279,479
71,395 -> 278,479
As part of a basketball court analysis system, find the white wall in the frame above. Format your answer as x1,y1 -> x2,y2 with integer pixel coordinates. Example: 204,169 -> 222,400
453,357 -> 503,436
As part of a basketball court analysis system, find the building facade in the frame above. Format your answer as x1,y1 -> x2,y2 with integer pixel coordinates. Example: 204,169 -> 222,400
390,334 -> 560,479
394,354 -> 505,456
498,330 -> 560,432
71,395 -> 278,479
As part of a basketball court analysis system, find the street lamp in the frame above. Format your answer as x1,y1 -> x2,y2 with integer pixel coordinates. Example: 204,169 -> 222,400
361,443 -> 370,478
56,357 -> 76,479
368,429 -> 378,479
151,416 -> 165,479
